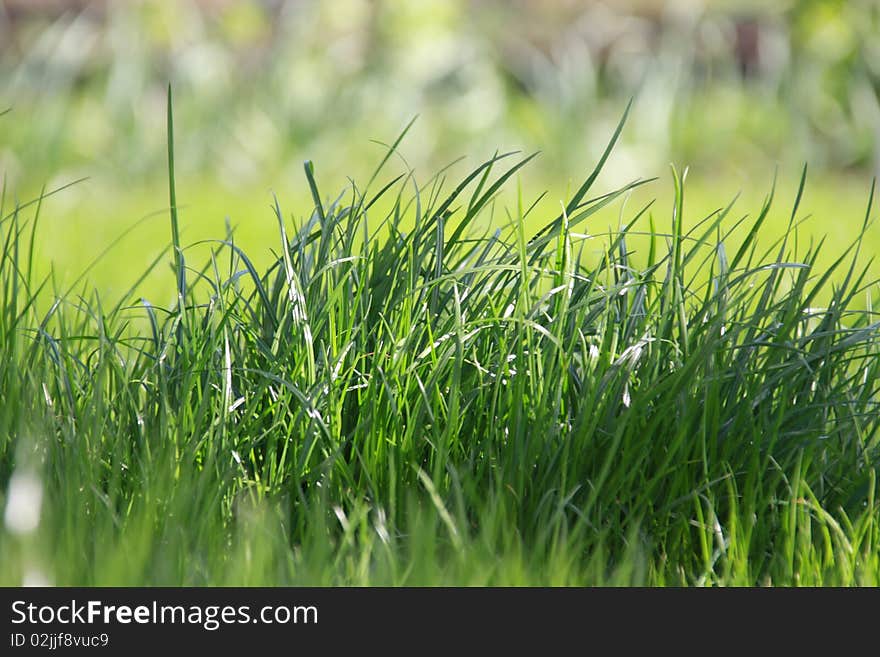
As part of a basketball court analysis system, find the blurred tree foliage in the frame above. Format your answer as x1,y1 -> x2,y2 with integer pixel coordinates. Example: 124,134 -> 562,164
0,0 -> 878,190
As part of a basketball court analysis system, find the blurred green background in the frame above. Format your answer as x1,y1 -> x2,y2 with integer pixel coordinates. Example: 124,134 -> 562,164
1,0 -> 879,302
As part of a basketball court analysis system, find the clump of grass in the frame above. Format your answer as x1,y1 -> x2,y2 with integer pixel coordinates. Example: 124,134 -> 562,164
0,100 -> 878,586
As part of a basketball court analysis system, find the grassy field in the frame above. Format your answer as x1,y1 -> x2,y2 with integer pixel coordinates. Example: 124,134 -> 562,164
1,100 -> 879,586
21,156 -> 880,308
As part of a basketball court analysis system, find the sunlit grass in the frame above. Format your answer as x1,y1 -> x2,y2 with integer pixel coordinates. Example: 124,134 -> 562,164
1,104 -> 878,585
24,163 -> 878,307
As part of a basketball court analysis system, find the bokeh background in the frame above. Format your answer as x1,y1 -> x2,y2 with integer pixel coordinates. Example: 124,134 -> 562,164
1,0 -> 879,300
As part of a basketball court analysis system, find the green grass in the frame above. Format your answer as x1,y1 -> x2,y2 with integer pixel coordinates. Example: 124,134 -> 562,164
1,102 -> 879,586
